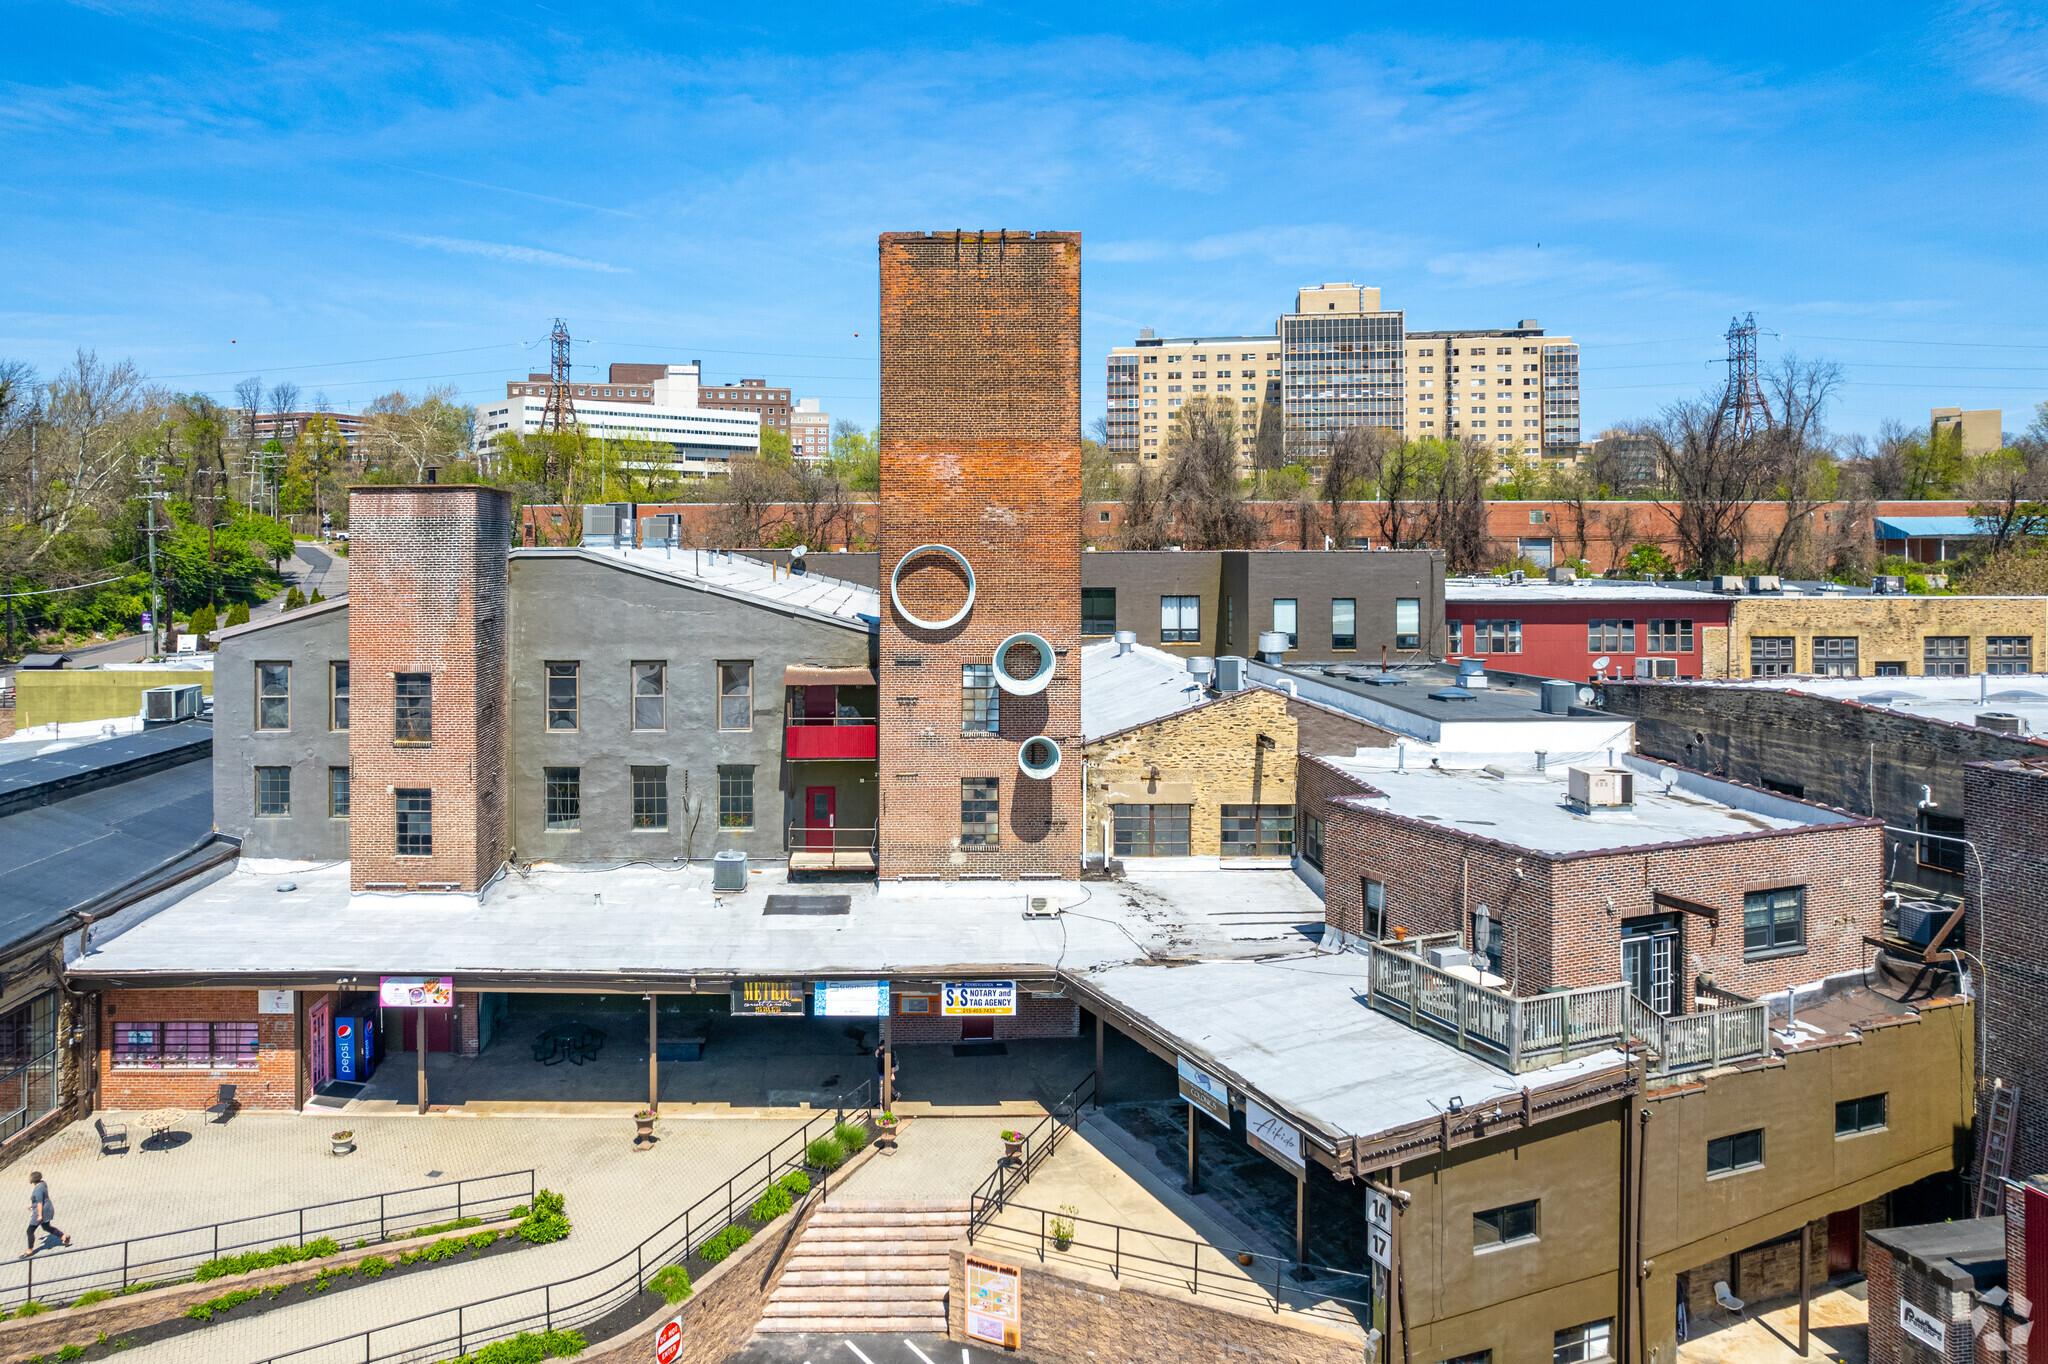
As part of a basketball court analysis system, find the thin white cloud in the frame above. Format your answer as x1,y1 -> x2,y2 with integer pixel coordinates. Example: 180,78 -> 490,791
397,235 -> 630,274
1950,2 -> 2048,103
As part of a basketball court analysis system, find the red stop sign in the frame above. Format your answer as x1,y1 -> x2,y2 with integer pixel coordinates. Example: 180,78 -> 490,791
655,1318 -> 682,1364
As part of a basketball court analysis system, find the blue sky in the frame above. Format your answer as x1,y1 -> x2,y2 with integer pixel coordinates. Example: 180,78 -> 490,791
4,0 -> 2046,440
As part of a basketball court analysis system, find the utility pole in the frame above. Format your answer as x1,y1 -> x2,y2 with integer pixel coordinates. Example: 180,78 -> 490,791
139,461 -> 165,657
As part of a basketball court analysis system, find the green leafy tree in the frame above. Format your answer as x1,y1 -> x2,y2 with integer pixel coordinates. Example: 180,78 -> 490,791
829,420 -> 878,493
1622,542 -> 1678,577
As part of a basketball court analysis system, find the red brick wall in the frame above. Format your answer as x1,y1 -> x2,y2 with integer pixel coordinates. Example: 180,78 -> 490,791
889,994 -> 1078,1044
875,231 -> 1082,880
1867,1241 -> 1904,1363
99,990 -> 298,1112
1967,760 -> 2048,1180
1321,799 -> 1882,1002
347,486 -> 512,891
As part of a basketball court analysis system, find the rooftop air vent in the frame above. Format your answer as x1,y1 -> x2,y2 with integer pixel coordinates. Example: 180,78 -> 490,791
1113,629 -> 1137,656
1566,766 -> 1634,813
1456,659 -> 1490,690
1430,687 -> 1476,701
1187,655 -> 1215,680
1256,632 -> 1289,663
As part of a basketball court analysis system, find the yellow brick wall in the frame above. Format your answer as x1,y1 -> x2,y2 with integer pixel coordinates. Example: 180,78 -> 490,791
1724,596 -> 2048,677
15,668 -> 214,727
1082,688 -> 1297,857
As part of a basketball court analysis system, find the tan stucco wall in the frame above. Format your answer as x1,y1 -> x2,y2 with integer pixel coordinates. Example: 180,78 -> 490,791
1082,687 -> 1296,858
15,668 -> 213,727
1725,596 -> 2048,677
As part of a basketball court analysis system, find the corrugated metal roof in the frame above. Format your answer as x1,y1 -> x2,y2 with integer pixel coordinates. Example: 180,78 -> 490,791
1875,516 -> 1987,538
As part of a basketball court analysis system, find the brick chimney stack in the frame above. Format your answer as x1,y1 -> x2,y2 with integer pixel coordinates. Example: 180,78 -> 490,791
346,485 -> 512,892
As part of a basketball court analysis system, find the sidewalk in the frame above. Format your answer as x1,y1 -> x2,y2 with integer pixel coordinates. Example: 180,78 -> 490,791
1679,1282 -> 1869,1364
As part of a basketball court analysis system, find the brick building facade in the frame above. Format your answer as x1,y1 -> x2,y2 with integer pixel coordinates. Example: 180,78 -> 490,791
1967,759 -> 2048,1182
346,486 -> 512,892
876,230 -> 1082,879
1083,687 -> 1298,862
99,990 -> 299,1112
1320,774 -> 1883,1007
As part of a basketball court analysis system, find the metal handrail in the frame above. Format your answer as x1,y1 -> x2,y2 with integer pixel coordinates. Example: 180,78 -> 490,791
783,825 -> 879,851
4,1170 -> 537,1309
254,1081 -> 876,1364
967,1197 -> 1371,1320
783,715 -> 878,727
968,1071 -> 1096,1237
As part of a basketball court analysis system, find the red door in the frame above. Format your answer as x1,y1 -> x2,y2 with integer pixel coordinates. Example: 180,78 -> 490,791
1828,1208 -> 1860,1275
804,787 -> 836,850
401,1010 -> 456,1053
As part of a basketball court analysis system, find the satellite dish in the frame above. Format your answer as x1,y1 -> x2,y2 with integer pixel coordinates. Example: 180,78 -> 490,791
1577,686 -> 1596,704
1593,656 -> 1612,671
790,545 -> 808,558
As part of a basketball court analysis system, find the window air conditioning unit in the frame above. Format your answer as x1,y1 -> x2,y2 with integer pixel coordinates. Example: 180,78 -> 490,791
1023,894 -> 1057,919
142,683 -> 204,726
1634,658 -> 1677,679
1567,766 -> 1634,812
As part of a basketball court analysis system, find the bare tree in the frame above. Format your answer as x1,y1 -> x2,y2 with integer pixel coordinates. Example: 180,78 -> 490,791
1252,400 -> 1286,473
1754,356 -> 1845,576
1420,438 -> 1492,574
1161,400 -> 1259,549
1116,466 -> 1171,550
1965,449 -> 2048,553
1645,396 -> 1771,577
1321,426 -> 1385,548
1362,435 -> 1419,549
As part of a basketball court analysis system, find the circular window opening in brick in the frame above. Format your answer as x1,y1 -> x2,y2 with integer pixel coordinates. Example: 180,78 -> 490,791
994,632 -> 1056,695
1018,736 -> 1062,780
890,544 -> 975,631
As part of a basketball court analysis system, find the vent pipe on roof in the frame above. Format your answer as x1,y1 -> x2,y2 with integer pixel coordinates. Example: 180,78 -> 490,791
1114,629 -> 1137,657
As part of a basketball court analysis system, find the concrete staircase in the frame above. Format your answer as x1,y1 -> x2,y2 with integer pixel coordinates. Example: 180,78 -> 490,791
755,1199 -> 970,1336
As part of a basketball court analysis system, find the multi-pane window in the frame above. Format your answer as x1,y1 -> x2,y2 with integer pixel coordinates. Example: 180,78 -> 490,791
1925,636 -> 1969,676
962,665 -> 1000,734
1446,619 -> 1463,655
632,662 -> 666,731
961,778 -> 1000,847
111,1020 -> 260,1070
0,993 -> 57,1141
1988,636 -> 2033,675
1473,1200 -> 1538,1249
1553,1320 -> 1612,1364
1471,619 -> 1521,654
1813,637 -> 1859,677
546,662 -> 580,731
1707,1128 -> 1764,1175
1331,599 -> 1356,651
395,788 -> 433,856
256,662 -> 290,730
631,766 -> 668,830
395,673 -> 433,742
1299,812 -> 1323,869
1918,812 -> 1966,875
1750,637 -> 1796,677
329,766 -> 351,818
1395,598 -> 1420,651
1836,1093 -> 1888,1136
1221,804 -> 1293,857
543,767 -> 581,830
1645,619 -> 1693,654
1160,595 -> 1201,644
718,661 -> 753,731
1081,588 -> 1117,636
255,766 -> 291,817
1112,804 -> 1191,857
1587,619 -> 1637,653
1271,599 -> 1298,649
718,765 -> 754,828
1364,878 -> 1388,938
1742,886 -> 1804,956
330,662 -> 350,730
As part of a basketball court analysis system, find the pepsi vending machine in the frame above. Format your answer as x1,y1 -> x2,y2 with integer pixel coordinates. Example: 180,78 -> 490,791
333,1013 -> 378,1083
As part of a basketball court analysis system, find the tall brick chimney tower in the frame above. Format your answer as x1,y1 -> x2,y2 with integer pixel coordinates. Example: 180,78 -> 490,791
346,485 -> 512,892
876,230 -> 1082,879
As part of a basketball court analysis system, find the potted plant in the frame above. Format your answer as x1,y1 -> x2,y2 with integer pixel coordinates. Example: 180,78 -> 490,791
1237,1251 -> 1256,1267
330,1130 -> 355,1157
1001,1130 -> 1026,1162
633,1110 -> 658,1149
1051,1205 -> 1078,1252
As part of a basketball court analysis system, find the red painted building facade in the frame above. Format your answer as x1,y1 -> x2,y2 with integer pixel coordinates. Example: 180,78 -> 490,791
1444,582 -> 1734,682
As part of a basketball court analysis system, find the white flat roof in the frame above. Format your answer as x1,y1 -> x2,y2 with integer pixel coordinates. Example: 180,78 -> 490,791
1330,752 -> 1854,856
1080,640 -> 1211,740
1650,674 -> 2048,737
1446,579 -> 1718,604
517,546 -> 881,629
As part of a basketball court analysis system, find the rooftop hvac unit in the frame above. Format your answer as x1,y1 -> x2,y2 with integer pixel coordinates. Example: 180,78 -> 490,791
1711,575 -> 1745,594
1547,565 -> 1577,583
1567,766 -> 1634,812
1214,656 -> 1247,693
581,504 -> 618,546
1539,679 -> 1577,714
142,683 -> 204,726
712,849 -> 748,892
1896,899 -> 1952,948
1744,575 -> 1782,593
1427,946 -> 1471,970
1977,712 -> 2028,734
1871,575 -> 1904,595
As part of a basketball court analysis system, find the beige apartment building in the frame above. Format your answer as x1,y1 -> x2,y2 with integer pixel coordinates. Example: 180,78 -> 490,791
1107,284 -> 1580,470
792,399 -> 831,461
1931,406 -> 2003,455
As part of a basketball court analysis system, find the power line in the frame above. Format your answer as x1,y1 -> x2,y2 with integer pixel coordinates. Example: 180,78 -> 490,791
156,343 -> 530,381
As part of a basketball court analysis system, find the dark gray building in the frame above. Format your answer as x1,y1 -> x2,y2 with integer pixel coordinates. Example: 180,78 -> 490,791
212,549 -> 878,866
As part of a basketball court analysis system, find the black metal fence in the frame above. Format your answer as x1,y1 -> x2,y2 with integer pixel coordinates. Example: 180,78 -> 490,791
3,1170 -> 537,1309
254,1082 -> 876,1364
966,1071 -> 1094,1238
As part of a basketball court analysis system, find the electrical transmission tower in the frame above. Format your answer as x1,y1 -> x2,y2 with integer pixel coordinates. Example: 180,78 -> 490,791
540,319 -> 577,434
1720,312 -> 1772,439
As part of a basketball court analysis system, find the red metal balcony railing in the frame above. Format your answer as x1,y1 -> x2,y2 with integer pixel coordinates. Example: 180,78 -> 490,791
784,718 -> 878,761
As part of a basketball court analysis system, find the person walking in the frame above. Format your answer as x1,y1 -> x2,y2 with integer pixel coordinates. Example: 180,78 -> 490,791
22,1172 -> 68,1257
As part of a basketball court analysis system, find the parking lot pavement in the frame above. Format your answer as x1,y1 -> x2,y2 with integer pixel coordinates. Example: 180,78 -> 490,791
724,1333 -> 1038,1364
